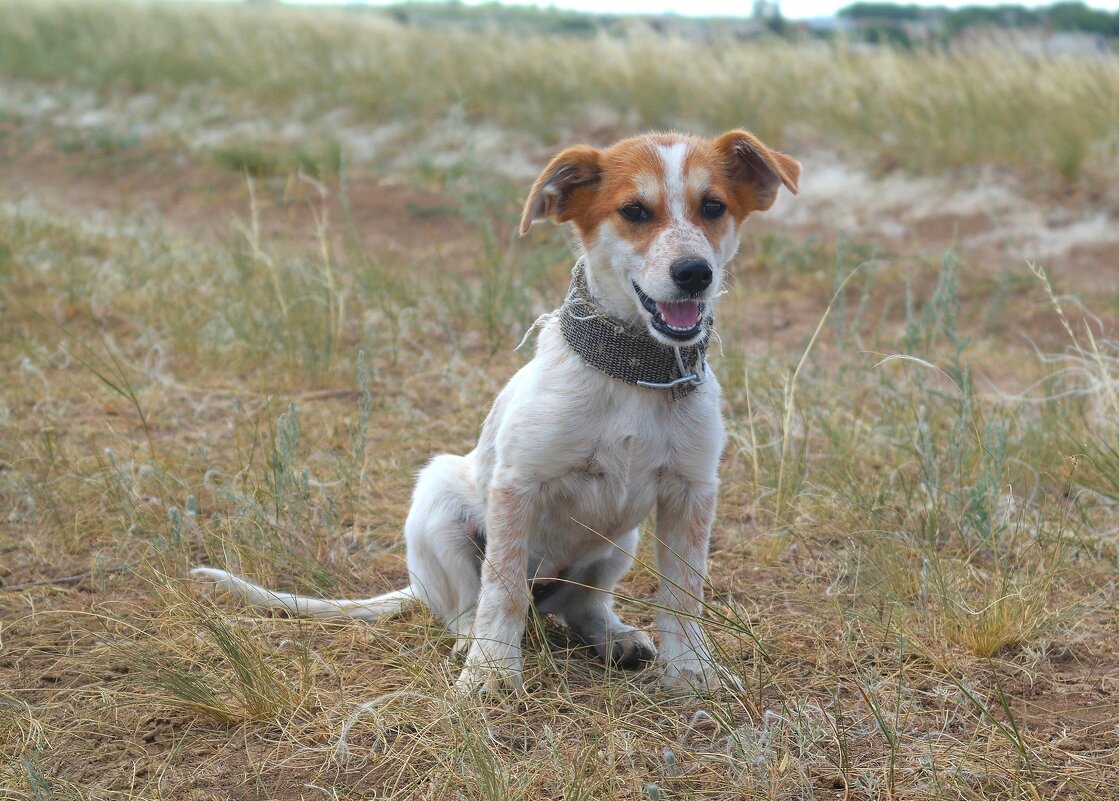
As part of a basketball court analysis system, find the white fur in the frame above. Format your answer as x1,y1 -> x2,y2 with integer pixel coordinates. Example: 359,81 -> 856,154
189,567 -> 416,620
660,143 -> 688,220
193,133 -> 796,695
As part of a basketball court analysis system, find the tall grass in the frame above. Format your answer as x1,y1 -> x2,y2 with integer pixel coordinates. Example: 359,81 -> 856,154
722,247 -> 1103,662
2,1 -> 1118,179
128,587 -> 315,724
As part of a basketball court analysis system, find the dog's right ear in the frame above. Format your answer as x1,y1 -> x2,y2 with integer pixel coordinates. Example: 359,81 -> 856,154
519,146 -> 602,236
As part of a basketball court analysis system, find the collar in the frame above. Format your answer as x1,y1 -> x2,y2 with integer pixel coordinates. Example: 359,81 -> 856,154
558,258 -> 712,401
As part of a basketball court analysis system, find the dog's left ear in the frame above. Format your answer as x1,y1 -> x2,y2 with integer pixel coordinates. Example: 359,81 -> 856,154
519,145 -> 602,236
714,130 -> 800,212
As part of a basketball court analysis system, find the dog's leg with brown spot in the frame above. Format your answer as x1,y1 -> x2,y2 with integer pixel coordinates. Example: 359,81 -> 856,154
455,484 -> 532,694
654,481 -> 740,692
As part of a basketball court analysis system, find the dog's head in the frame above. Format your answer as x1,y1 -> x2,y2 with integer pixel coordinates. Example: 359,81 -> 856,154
520,130 -> 799,347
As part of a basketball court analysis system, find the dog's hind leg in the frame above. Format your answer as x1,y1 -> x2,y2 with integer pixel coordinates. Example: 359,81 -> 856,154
403,453 -> 486,645
539,529 -> 657,669
193,454 -> 486,637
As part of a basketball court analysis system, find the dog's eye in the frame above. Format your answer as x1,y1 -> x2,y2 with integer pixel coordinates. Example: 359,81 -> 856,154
619,203 -> 651,223
701,198 -> 727,219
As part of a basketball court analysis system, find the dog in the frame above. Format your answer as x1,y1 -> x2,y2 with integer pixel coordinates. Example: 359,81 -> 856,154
193,130 -> 799,693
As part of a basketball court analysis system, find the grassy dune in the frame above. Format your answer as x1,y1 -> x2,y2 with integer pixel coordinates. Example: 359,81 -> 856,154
2,2 -> 1119,799
2,1 -> 1119,178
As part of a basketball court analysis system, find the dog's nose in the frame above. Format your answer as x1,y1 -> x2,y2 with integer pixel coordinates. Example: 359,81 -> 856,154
670,258 -> 713,294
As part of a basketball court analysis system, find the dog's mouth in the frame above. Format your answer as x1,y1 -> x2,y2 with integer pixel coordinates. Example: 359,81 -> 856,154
632,282 -> 705,342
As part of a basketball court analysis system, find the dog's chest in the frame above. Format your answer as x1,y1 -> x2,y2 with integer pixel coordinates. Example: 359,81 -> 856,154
479,327 -> 724,569
527,393 -> 709,553
545,430 -> 656,517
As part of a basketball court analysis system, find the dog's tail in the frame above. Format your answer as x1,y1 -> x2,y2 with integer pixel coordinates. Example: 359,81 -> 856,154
190,567 -> 416,621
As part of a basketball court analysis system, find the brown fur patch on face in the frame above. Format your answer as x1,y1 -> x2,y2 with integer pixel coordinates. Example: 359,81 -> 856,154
563,136 -> 671,252
524,131 -> 799,255
682,144 -> 737,241
562,133 -> 779,252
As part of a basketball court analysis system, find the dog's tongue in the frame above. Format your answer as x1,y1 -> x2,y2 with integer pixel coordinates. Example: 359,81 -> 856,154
656,300 -> 701,330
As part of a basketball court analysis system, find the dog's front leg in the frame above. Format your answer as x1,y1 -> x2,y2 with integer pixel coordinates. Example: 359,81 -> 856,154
455,484 -> 531,694
655,482 -> 740,692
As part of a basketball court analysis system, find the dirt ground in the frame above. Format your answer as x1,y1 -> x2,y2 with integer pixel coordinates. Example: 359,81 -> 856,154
3,123 -> 1119,800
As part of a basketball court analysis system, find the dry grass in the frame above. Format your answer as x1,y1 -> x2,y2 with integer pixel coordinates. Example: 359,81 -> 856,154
3,181 -> 1117,798
2,1 -> 1119,180
2,2 -> 1119,799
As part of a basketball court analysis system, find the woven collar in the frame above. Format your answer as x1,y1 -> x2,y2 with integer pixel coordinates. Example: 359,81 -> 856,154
558,259 -> 712,401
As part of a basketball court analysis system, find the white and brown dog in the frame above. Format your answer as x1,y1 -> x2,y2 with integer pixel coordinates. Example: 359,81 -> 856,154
194,130 -> 799,693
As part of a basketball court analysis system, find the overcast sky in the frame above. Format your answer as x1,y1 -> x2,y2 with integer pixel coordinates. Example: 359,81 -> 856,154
284,0 -> 1119,21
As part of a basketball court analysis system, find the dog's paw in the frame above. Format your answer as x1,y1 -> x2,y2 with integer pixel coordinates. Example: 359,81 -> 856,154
453,642 -> 524,696
660,659 -> 744,695
596,628 -> 657,669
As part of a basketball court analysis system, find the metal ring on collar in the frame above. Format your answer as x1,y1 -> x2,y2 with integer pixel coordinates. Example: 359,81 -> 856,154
636,361 -> 709,390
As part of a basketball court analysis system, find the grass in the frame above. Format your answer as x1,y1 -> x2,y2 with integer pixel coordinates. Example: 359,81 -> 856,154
1,1 -> 1119,181
1,1 -> 1118,799
3,186 -> 1116,797
127,589 -> 315,725
212,141 -> 344,179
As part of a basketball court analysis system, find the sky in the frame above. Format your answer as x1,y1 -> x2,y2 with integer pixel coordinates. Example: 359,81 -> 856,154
286,0 -> 1119,21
